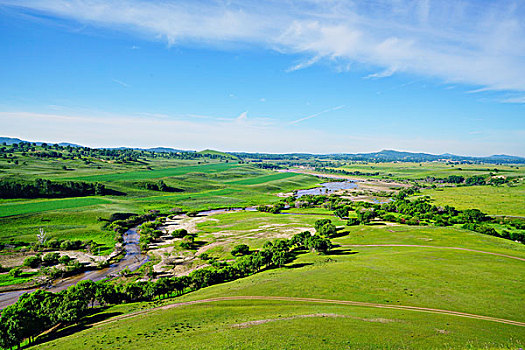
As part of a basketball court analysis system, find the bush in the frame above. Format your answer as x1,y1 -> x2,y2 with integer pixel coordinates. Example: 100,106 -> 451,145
231,244 -> 250,256
9,267 -> 22,278
346,217 -> 359,226
58,255 -> 71,265
23,256 -> 41,268
171,229 -> 188,238
42,252 -> 60,266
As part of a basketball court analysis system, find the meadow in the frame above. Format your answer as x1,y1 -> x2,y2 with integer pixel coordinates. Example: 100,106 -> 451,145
421,183 -> 525,217
335,161 -> 525,180
0,154 -> 320,248
1,148 -> 524,349
30,215 -> 525,349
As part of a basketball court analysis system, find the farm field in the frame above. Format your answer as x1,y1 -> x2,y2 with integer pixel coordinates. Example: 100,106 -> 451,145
422,183 -> 525,217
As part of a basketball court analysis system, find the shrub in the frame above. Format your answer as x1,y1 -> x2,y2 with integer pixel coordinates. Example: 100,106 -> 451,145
23,256 -> 41,268
171,229 -> 188,238
9,267 -> 22,278
42,252 -> 60,266
231,244 -> 250,256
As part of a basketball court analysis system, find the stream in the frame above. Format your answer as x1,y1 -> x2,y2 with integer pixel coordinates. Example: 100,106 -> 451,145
0,180 -> 360,308
0,228 -> 148,309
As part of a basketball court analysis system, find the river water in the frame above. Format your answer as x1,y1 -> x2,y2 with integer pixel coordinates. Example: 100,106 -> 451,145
295,181 -> 358,197
0,227 -> 147,309
0,180 -> 359,308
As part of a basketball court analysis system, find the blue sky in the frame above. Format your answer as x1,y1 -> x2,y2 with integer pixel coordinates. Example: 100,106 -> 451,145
0,0 -> 524,156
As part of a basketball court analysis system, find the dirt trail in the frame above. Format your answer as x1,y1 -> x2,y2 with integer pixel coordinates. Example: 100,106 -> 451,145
92,296 -> 525,328
340,244 -> 525,262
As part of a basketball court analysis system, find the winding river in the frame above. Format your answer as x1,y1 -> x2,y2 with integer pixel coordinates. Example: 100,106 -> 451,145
0,180 -> 359,308
0,228 -> 148,309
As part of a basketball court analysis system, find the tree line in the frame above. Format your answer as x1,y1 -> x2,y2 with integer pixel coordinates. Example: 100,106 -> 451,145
0,178 -> 109,199
0,232 -> 332,349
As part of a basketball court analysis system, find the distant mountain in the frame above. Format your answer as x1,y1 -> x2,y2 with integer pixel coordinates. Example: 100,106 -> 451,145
2,136 -> 523,164
0,137 -> 29,145
337,150 -> 525,164
144,147 -> 187,153
0,136 -> 83,147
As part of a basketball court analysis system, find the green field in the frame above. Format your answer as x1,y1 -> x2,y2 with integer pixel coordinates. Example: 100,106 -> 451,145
33,299 -> 524,350
31,218 -> 525,349
422,183 -> 525,217
0,157 -> 321,247
336,162 -> 525,180
1,148 -> 524,349
66,162 -> 240,182
227,172 -> 299,185
0,197 -> 112,218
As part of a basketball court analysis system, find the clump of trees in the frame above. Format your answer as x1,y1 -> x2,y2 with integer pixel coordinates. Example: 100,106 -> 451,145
0,178 -> 110,199
134,180 -> 181,192
0,233 -> 334,349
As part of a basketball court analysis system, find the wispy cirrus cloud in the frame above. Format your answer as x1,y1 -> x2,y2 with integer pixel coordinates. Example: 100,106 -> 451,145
289,105 -> 345,125
2,0 -> 525,96
2,109 -> 521,155
111,79 -> 130,88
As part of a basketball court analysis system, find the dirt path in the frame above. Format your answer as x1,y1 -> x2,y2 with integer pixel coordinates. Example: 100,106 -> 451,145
92,295 -> 525,328
339,244 -> 525,262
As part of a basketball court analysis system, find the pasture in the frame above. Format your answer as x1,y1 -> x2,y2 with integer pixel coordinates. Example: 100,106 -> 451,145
31,219 -> 525,349
335,162 -> 525,180
422,183 -> 525,217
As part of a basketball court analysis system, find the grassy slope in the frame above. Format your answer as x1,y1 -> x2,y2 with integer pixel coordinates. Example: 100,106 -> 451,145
32,221 -> 525,350
422,183 -> 525,217
33,300 -> 524,350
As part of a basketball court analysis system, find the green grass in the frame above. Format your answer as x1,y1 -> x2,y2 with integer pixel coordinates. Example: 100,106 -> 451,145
335,162 -> 525,180
227,172 -> 299,185
0,271 -> 37,287
0,197 -> 112,217
30,221 -> 525,349
66,162 -> 240,182
32,300 -> 524,350
421,183 -> 525,216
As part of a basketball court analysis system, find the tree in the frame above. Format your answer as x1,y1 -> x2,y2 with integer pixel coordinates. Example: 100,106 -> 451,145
42,252 -> 60,266
9,267 -> 22,278
314,218 -> 332,232
318,222 -> 337,237
231,244 -> 250,256
271,250 -> 287,268
306,235 -> 332,254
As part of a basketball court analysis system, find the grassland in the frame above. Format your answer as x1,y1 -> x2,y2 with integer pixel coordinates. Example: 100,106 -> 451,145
0,197 -> 112,217
0,155 -> 321,248
33,299 -> 524,350
31,216 -> 525,349
0,271 -> 37,287
335,161 -> 525,180
66,162 -> 240,182
422,183 -> 525,217
2,150 -> 524,349
227,172 -> 299,185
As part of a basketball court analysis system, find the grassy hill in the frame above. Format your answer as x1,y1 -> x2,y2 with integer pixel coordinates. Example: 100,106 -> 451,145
31,220 -> 525,349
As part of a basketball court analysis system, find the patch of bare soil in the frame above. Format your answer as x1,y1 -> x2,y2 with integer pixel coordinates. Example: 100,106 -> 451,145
230,313 -> 398,329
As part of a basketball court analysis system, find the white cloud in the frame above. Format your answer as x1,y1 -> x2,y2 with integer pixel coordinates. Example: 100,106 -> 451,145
501,95 -> 525,104
288,105 -> 345,125
2,0 -> 524,93
1,110 -> 522,156
111,79 -> 130,88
